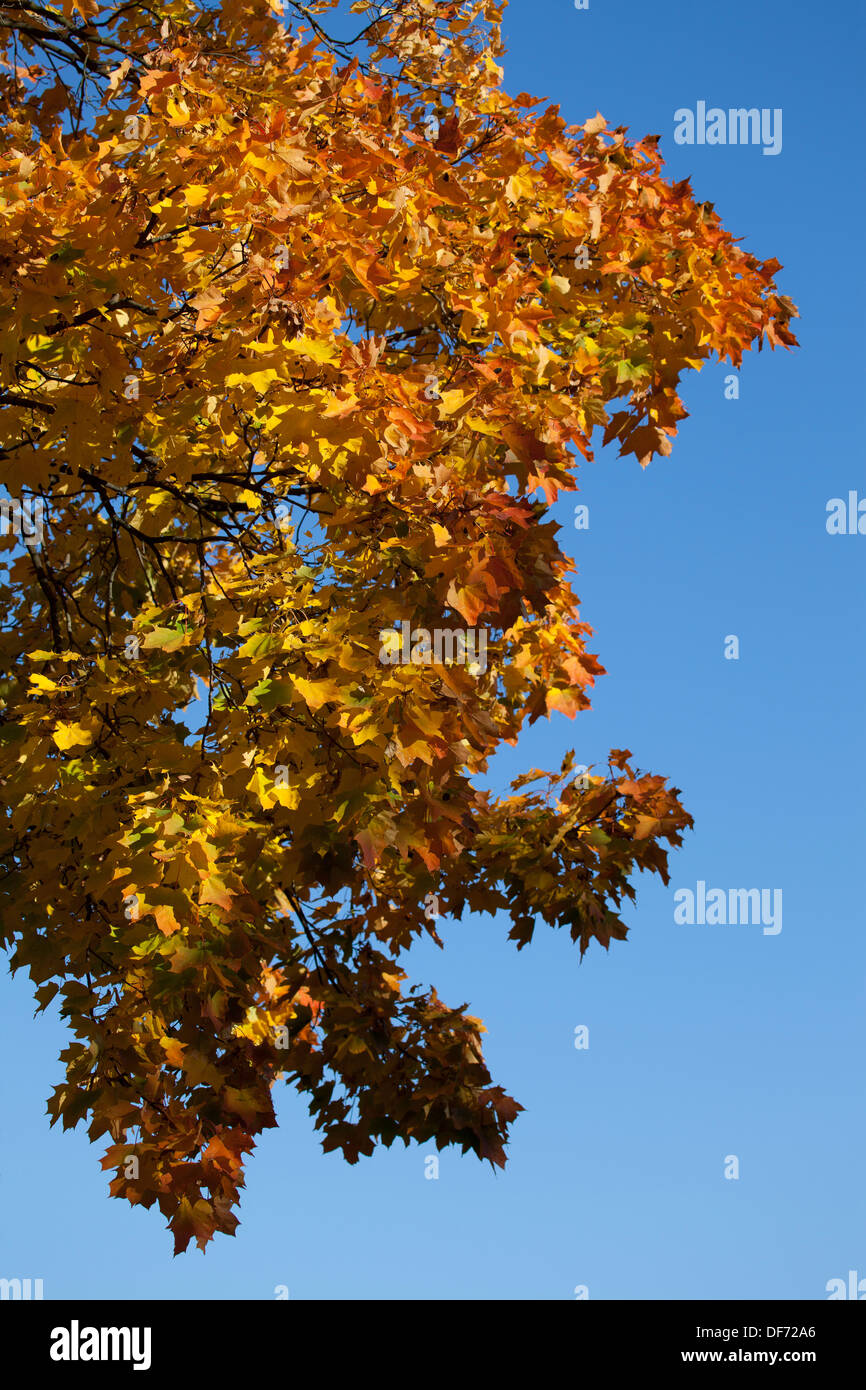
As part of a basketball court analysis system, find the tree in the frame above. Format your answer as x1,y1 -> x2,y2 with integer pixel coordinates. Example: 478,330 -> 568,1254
0,0 -> 796,1252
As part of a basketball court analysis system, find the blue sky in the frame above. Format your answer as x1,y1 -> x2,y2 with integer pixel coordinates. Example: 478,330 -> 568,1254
1,0 -> 863,1299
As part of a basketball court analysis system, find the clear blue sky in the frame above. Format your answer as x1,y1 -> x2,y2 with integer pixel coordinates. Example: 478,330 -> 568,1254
2,0 -> 862,1299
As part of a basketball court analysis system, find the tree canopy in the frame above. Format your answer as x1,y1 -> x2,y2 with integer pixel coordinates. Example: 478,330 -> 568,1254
0,0 -> 797,1252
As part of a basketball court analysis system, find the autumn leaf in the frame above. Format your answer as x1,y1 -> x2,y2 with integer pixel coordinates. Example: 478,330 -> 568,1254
52,722 -> 93,750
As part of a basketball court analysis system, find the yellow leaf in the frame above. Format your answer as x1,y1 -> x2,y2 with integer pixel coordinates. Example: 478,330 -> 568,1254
52,722 -> 93,750
438,388 -> 471,415
465,414 -> 499,435
284,335 -> 336,364
246,767 -> 275,809
294,677 -> 341,711
505,169 -> 534,203
166,96 -> 191,126
244,153 -> 286,178
184,185 -> 209,207
199,877 -> 234,912
225,368 -> 279,393
272,786 -> 300,810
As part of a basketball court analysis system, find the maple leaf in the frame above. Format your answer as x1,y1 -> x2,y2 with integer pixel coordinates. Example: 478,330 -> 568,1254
52,722 -> 94,750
